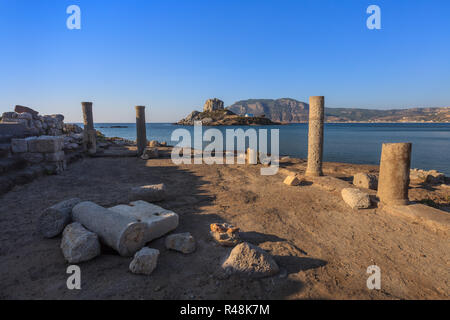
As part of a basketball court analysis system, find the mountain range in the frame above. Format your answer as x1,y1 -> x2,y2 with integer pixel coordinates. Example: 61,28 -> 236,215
226,98 -> 450,123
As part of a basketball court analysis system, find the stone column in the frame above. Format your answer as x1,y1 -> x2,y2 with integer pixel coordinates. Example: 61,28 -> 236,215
135,106 -> 147,156
246,148 -> 258,165
81,102 -> 96,154
72,201 -> 147,257
377,143 -> 412,206
305,96 -> 324,177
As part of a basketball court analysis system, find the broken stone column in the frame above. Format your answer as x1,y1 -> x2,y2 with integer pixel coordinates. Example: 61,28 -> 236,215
72,201 -> 147,256
38,198 -> 82,238
135,106 -> 147,156
305,96 -> 324,177
81,102 -> 96,155
377,143 -> 412,206
108,200 -> 178,243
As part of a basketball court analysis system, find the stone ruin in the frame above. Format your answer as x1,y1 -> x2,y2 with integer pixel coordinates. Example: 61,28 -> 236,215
203,98 -> 224,113
0,105 -> 85,195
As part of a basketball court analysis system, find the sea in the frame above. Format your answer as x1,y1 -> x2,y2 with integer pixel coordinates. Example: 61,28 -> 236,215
80,123 -> 450,176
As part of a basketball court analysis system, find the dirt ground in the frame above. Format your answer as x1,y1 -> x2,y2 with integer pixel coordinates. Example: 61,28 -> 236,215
0,150 -> 449,300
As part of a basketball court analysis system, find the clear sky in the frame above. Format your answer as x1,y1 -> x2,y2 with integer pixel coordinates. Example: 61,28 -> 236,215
0,0 -> 449,122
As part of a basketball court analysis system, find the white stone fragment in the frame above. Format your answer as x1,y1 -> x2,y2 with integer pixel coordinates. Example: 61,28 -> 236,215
109,200 -> 179,243
341,188 -> 371,209
165,232 -> 196,254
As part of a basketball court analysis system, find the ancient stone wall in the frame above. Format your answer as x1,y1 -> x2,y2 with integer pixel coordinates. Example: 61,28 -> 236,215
0,105 -> 85,195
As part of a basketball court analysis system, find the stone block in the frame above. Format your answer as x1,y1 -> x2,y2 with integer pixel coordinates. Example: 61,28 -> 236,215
109,200 -> 179,243
353,173 -> 378,190
17,112 -> 32,120
22,152 -> 44,164
129,184 -> 167,202
341,188 -> 371,209
283,175 -> 302,186
27,136 -> 63,153
45,151 -> 65,162
165,232 -> 196,254
61,222 -> 101,263
129,247 -> 159,275
15,105 -> 39,119
73,201 -> 147,257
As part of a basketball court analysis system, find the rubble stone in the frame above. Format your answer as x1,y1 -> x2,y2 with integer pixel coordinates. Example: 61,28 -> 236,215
11,139 -> 28,153
222,242 -> 279,278
341,188 -> 371,209
165,232 -> 196,254
210,223 -> 240,246
129,183 -> 166,202
353,172 -> 378,190
60,222 -> 101,263
27,136 -> 63,153
129,247 -> 159,275
283,175 -> 302,186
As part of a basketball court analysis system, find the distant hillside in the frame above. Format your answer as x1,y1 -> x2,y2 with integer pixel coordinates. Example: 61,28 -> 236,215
227,98 -> 450,123
228,98 -> 309,123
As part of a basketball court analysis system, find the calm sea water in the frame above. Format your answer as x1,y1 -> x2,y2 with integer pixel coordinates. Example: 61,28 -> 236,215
82,123 -> 450,175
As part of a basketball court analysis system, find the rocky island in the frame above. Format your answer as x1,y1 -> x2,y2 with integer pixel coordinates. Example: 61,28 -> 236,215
177,98 -> 279,126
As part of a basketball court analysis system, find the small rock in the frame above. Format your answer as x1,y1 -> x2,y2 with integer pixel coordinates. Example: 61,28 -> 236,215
353,173 -> 378,190
129,247 -> 159,275
141,147 -> 159,160
60,222 -> 101,263
210,223 -> 240,247
425,170 -> 445,184
148,140 -> 160,147
341,188 -> 371,209
222,242 -> 279,278
129,184 -> 167,202
165,232 -> 196,254
283,175 -> 302,186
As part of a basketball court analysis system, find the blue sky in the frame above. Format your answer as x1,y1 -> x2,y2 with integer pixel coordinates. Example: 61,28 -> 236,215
0,0 -> 449,122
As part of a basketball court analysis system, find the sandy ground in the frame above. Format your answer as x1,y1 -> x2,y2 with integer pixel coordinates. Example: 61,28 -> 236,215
0,150 -> 449,300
